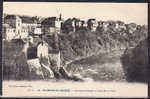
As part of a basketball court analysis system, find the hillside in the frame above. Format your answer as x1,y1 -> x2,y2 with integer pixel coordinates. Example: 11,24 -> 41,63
58,24 -> 147,64
66,50 -> 126,82
65,39 -> 148,82
3,21 -> 148,81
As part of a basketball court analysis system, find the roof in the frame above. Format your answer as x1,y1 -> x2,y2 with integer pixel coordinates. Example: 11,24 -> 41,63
87,19 -> 97,23
72,18 -> 80,22
5,15 -> 38,24
20,16 -> 36,24
41,17 -> 58,27
5,15 -> 16,20
88,18 -> 96,21
63,18 -> 82,26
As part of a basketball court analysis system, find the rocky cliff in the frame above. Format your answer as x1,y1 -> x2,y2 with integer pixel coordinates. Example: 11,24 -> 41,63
121,39 -> 148,82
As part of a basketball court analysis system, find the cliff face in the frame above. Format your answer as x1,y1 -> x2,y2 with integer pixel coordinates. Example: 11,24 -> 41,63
121,39 -> 148,82
59,26 -> 147,64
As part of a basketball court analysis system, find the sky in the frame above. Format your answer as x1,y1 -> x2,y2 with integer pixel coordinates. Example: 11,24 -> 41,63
3,2 -> 148,25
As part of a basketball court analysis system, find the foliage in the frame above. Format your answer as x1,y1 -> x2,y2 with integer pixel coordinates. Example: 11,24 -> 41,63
3,40 -> 30,80
59,22 -> 147,63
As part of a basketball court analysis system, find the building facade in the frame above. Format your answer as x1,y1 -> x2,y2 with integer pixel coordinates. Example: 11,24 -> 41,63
41,15 -> 63,35
37,42 -> 49,58
3,15 -> 41,40
3,15 -> 28,40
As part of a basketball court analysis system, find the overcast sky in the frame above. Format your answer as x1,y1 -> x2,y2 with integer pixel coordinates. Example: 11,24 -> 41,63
3,2 -> 148,25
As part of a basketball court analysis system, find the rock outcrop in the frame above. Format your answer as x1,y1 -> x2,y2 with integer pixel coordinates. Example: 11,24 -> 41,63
121,39 -> 148,82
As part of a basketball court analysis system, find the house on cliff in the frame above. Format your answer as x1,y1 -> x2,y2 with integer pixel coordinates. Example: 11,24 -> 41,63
87,18 -> 98,32
26,40 -> 55,79
27,41 -> 49,59
61,18 -> 74,33
41,14 -> 63,35
3,15 -> 28,40
115,21 -> 126,32
61,18 -> 87,33
26,38 -> 60,67
3,15 -> 42,40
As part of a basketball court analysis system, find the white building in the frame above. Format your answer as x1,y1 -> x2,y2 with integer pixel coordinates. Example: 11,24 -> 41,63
33,27 -> 42,35
3,15 -> 41,40
3,15 -> 28,40
37,42 -> 49,58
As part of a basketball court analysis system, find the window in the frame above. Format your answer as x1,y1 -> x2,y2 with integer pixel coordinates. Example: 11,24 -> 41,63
13,30 -> 15,32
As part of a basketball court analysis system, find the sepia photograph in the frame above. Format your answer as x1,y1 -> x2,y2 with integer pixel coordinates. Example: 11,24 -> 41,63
2,2 -> 148,97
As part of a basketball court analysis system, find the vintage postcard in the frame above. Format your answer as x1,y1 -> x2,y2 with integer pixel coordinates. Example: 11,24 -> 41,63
2,2 -> 148,98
